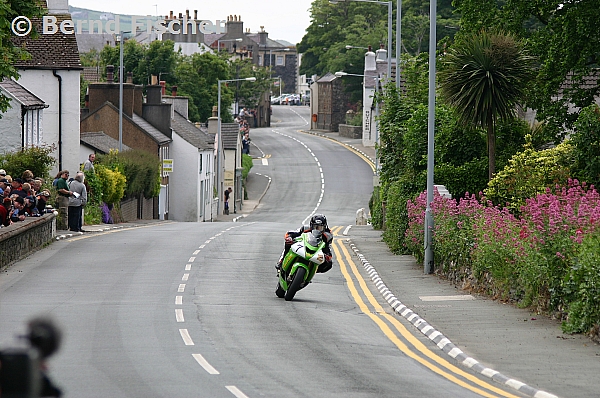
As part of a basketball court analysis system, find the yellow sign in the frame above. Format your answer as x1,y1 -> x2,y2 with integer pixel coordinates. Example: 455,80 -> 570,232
163,159 -> 173,173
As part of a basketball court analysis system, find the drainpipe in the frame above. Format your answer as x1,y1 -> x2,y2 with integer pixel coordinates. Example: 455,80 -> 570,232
52,70 -> 63,170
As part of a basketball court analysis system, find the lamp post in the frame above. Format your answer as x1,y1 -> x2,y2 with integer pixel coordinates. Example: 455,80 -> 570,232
217,38 -> 242,52
345,45 -> 369,50
217,77 -> 257,216
117,31 -> 131,152
331,0 -> 392,81
335,71 -> 381,174
424,0 -> 436,274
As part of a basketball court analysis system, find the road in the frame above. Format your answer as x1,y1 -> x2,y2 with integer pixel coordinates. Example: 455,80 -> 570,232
0,106 -> 523,397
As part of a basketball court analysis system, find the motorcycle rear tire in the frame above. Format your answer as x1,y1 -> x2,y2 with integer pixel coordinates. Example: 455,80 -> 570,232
284,267 -> 306,301
275,281 -> 285,298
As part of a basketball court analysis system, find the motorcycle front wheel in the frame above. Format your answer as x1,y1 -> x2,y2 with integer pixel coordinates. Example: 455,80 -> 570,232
284,267 -> 306,301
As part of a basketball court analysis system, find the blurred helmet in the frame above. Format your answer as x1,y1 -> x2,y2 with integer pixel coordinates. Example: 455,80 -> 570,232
310,214 -> 327,232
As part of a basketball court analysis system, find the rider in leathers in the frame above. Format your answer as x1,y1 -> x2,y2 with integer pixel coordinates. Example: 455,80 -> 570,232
276,214 -> 333,273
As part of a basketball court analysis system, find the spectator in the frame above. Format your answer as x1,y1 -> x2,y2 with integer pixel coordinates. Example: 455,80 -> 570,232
36,190 -> 51,213
83,153 -> 95,172
22,169 -> 34,182
0,169 -> 5,177
0,178 -> 9,192
55,170 -> 71,230
24,195 -> 39,217
52,171 -> 62,187
224,187 -> 232,215
68,171 -> 87,232
32,178 -> 43,193
0,197 -> 10,227
242,132 -> 251,155
10,178 -> 27,198
10,196 -> 26,222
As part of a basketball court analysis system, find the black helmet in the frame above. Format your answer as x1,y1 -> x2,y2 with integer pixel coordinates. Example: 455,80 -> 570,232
310,214 -> 327,232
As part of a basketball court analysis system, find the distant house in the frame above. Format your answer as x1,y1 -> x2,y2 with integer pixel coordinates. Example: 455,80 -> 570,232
221,123 -> 244,213
0,78 -> 48,152
8,0 -> 82,174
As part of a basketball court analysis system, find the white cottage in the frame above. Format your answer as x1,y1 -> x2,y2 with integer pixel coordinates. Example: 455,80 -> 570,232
9,0 -> 82,174
0,78 -> 48,151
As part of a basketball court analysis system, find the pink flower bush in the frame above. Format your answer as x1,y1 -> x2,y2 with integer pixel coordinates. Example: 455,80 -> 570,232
405,180 -> 600,323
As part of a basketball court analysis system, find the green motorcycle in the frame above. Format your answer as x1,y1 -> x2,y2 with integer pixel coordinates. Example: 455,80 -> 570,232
275,230 -> 326,301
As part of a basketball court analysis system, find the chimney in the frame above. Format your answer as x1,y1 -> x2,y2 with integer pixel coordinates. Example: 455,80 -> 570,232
160,81 -> 166,95
126,72 -> 133,84
146,85 -> 163,104
212,106 -> 218,117
106,65 -> 114,83
46,0 -> 69,13
169,10 -> 173,20
171,86 -> 178,96
258,26 -> 268,46
207,106 -> 219,135
150,75 -> 158,85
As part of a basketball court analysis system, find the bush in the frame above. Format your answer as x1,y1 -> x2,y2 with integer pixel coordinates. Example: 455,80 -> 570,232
98,149 -> 161,199
94,165 -> 126,205
484,140 -> 574,212
571,104 -> 600,187
0,145 -> 56,180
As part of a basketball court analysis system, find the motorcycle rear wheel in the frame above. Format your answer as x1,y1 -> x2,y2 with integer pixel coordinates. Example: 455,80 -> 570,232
275,281 -> 285,298
284,267 -> 306,301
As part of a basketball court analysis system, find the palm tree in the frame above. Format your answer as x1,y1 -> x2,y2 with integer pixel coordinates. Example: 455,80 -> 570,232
439,30 -> 535,180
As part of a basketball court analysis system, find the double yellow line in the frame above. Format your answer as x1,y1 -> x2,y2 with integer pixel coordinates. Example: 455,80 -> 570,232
329,226 -> 520,398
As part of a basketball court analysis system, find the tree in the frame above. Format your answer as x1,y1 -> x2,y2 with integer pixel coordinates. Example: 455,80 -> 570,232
229,58 -> 272,110
174,52 -> 232,123
0,0 -> 44,116
438,29 -> 534,180
454,0 -> 600,140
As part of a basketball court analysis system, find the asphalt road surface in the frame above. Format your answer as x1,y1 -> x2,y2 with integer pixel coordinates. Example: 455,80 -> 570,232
0,106 -> 523,397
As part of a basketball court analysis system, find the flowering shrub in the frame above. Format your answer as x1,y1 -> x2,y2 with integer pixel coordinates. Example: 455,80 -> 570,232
405,180 -> 600,338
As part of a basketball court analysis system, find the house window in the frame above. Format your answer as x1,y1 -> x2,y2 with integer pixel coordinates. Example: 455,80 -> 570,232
24,109 -> 43,147
276,55 -> 284,66
199,153 -> 203,174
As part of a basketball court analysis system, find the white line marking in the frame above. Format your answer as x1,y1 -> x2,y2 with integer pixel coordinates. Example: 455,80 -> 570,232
185,264 -> 191,271
343,225 -> 352,235
193,250 -> 200,255
419,295 -> 475,301
262,158 -> 268,165
226,385 -> 250,398
176,309 -> 184,322
192,353 -> 220,374
205,240 -> 211,244
182,273 -> 189,281
189,257 -> 196,262
199,244 -> 205,248
175,296 -> 182,305
179,329 -> 194,345
178,284 -> 186,292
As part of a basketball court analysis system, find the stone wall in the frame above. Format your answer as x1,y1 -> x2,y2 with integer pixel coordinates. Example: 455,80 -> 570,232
0,214 -> 56,270
338,124 -> 362,139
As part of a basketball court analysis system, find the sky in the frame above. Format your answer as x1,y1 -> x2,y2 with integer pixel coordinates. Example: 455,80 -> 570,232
68,0 -> 314,45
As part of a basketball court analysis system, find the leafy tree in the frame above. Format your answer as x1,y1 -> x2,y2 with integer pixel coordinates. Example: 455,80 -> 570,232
570,104 -> 600,187
0,145 -> 56,180
0,0 -> 44,116
230,58 -> 273,110
454,0 -> 600,140
175,52 -> 232,123
438,29 -> 535,180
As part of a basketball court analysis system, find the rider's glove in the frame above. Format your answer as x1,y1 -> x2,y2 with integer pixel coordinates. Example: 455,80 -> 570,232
325,254 -> 332,263
285,234 -> 294,244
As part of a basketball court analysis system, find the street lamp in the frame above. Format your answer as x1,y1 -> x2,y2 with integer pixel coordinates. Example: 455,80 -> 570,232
345,45 -> 369,50
217,77 -> 257,216
217,38 -> 242,52
335,71 -> 381,174
117,30 -> 131,152
330,0 -> 392,81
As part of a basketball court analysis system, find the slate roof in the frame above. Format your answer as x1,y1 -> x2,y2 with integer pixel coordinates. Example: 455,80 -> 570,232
0,78 -> 47,109
131,113 -> 171,146
317,72 -> 338,83
222,123 -> 241,150
80,131 -> 131,154
81,101 -> 171,146
171,111 -> 214,150
11,14 -> 82,70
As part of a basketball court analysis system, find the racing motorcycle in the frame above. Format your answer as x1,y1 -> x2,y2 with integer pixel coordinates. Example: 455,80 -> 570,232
275,229 -> 326,301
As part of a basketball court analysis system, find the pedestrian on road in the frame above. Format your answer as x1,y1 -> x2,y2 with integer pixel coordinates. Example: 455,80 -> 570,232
68,171 -> 87,232
224,187 -> 232,215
